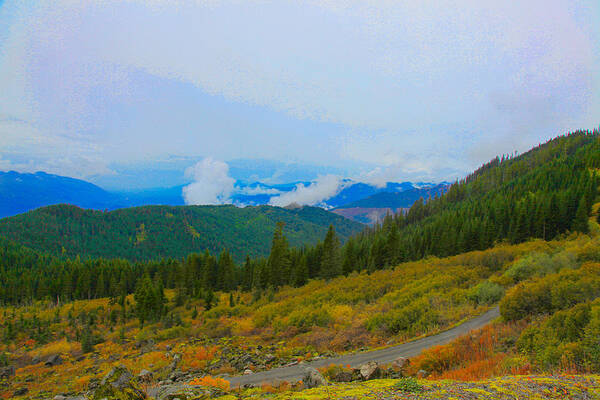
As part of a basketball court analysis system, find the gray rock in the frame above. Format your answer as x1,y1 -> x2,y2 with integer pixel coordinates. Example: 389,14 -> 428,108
359,361 -> 380,380
155,385 -> 212,400
92,365 -> 145,400
101,365 -> 133,389
302,367 -> 328,389
138,369 -> 153,382
13,387 -> 28,396
243,369 -> 253,375
417,369 -> 428,378
392,357 -> 409,371
45,354 -> 63,367
332,371 -> 354,382
168,370 -> 186,382
53,396 -> 67,400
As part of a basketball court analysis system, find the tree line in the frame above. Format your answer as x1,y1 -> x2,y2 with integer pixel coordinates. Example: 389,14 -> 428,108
0,129 -> 598,310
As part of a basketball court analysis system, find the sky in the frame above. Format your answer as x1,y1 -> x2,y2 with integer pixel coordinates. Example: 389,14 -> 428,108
0,0 -> 598,196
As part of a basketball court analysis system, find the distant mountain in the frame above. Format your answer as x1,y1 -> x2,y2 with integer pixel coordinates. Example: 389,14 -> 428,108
325,181 -> 420,208
0,170 -> 444,220
0,171 -> 121,218
0,203 -> 364,262
332,184 -> 449,224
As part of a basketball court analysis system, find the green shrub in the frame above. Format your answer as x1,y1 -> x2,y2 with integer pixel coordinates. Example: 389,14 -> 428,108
503,251 -> 576,282
393,377 -> 423,393
367,298 -> 438,335
467,281 -> 504,305
287,307 -> 332,332
155,326 -> 187,340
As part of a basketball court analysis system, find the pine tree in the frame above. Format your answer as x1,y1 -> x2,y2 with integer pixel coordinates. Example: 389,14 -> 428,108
321,225 -> 341,279
572,197 -> 590,233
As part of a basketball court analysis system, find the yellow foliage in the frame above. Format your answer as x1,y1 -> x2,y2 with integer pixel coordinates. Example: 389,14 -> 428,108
29,338 -> 80,359
189,375 -> 230,390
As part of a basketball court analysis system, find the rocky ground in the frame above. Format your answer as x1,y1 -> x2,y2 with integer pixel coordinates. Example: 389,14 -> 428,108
10,356 -> 597,400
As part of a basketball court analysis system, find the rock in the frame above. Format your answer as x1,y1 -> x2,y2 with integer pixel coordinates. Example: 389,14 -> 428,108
165,345 -> 172,352
392,357 -> 410,369
264,353 -> 276,363
138,369 -> 153,382
92,365 -> 146,400
32,356 -> 40,364
53,396 -> 67,400
13,387 -> 28,396
331,371 -> 353,382
168,370 -> 186,382
87,378 -> 100,390
243,369 -> 253,375
359,361 -> 380,380
417,369 -> 428,378
0,365 -> 15,379
45,354 -> 63,367
155,385 -> 213,400
302,367 -> 328,389
392,357 -> 409,371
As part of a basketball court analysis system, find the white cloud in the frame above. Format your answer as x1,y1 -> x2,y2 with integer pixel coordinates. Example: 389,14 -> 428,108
237,185 -> 282,196
182,158 -> 236,205
0,0 -> 597,182
268,175 -> 345,207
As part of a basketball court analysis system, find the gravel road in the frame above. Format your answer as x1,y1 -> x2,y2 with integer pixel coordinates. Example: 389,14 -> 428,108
226,306 -> 500,388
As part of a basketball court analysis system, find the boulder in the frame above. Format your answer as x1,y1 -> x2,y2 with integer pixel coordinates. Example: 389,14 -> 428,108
243,369 -> 253,375
392,357 -> 409,371
417,369 -> 428,378
359,361 -> 380,380
302,367 -> 328,389
92,365 -> 146,400
138,369 -> 153,383
331,371 -> 353,382
45,354 -> 63,367
155,385 -> 215,400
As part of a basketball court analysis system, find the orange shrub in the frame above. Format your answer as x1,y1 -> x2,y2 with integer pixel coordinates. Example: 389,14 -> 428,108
189,375 -> 230,390
180,346 -> 218,371
408,320 -> 528,380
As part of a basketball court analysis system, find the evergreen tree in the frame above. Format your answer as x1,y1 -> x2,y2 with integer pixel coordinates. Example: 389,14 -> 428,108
321,225 -> 342,278
573,197 -> 590,233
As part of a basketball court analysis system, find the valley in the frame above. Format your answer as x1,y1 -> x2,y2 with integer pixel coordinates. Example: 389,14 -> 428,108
0,131 -> 599,400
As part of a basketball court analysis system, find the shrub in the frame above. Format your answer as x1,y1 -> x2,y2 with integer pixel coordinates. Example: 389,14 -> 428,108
286,307 -> 332,332
467,282 -> 504,305
393,377 -> 423,393
189,375 -> 230,390
501,263 -> 600,321
503,251 -> 576,283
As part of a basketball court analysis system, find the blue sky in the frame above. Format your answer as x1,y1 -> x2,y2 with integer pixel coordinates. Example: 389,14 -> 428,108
0,0 -> 598,191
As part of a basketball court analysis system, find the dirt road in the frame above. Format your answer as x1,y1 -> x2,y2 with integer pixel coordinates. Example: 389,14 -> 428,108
226,306 -> 500,388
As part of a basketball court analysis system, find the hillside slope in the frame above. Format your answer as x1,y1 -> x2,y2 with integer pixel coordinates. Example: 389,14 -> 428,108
0,204 -> 363,262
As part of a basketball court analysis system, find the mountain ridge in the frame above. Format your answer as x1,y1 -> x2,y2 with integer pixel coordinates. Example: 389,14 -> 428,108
0,203 -> 364,262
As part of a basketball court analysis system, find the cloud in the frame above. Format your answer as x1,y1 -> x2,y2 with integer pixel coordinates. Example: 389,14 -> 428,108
182,158 -> 235,205
236,185 -> 282,196
0,0 -> 597,183
268,175 -> 345,207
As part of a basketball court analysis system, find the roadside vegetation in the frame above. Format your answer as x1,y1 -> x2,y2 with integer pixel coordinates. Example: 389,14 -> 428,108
0,130 -> 599,398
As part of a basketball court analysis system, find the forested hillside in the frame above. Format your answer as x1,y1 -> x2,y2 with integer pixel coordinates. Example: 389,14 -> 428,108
0,204 -> 363,263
